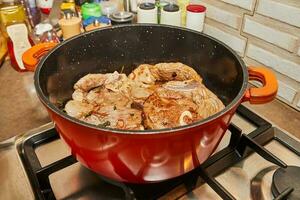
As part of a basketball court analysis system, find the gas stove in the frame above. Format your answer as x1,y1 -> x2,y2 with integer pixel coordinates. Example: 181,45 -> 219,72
15,105 -> 300,200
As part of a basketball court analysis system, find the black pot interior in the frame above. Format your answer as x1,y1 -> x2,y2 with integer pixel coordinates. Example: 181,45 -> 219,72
37,25 -> 246,111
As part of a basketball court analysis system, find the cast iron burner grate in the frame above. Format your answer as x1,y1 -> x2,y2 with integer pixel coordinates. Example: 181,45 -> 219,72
17,105 -> 299,200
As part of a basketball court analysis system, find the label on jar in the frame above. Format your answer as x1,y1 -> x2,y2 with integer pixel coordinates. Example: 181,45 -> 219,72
6,23 -> 31,70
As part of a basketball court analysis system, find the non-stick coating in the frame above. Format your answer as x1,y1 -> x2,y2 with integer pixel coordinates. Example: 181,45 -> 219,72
36,24 -> 247,132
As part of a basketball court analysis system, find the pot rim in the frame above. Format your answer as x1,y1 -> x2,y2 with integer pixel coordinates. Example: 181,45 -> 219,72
34,24 -> 249,135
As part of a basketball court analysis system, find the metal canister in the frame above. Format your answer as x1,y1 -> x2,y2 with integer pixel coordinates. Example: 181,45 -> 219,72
110,11 -> 134,25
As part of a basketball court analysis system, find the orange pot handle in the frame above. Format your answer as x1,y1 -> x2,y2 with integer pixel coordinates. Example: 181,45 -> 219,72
22,42 -> 57,72
243,66 -> 278,104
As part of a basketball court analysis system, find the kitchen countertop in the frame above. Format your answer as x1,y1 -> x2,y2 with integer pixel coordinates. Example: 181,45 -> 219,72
0,60 -> 299,141
0,61 -> 50,141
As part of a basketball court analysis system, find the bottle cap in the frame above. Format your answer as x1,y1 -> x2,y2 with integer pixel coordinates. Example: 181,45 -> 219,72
186,4 -> 206,13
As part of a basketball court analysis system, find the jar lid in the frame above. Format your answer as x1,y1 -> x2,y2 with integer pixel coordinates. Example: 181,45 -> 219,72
35,23 -> 53,35
139,3 -> 155,10
186,4 -> 206,13
163,4 -> 179,12
111,12 -> 134,22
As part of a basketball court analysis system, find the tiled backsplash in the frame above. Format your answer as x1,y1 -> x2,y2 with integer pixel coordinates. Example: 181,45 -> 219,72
192,0 -> 300,110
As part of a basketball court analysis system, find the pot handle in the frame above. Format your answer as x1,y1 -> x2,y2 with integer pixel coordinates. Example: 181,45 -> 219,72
243,66 -> 278,104
22,42 -> 57,72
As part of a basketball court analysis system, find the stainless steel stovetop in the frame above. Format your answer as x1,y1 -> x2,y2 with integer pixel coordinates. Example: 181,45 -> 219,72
15,105 -> 300,200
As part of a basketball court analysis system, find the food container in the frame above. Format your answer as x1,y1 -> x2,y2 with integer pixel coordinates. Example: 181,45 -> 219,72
81,2 -> 101,20
186,4 -> 206,32
137,3 -> 157,24
100,1 -> 118,17
160,4 -> 181,27
58,13 -> 81,40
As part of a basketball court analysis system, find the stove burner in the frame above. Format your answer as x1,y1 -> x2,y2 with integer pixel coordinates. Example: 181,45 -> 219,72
251,166 -> 278,200
17,105 -> 300,200
272,166 -> 300,199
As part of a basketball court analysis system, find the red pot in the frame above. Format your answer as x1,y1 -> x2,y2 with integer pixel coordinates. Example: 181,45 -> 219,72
22,25 -> 278,183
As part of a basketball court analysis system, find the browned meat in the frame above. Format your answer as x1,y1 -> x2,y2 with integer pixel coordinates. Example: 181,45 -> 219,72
143,80 -> 224,129
143,91 -> 201,129
84,106 -> 144,130
128,62 -> 202,104
65,63 -> 223,130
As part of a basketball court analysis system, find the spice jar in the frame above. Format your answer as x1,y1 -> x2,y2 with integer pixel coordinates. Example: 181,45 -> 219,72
137,3 -> 157,24
186,4 -> 206,32
160,4 -> 181,27
58,13 -> 81,40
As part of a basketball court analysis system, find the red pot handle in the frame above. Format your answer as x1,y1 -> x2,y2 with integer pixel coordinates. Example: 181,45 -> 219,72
22,42 -> 57,72
243,66 -> 278,104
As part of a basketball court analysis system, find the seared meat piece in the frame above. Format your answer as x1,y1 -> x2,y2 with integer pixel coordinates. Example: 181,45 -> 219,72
143,85 -> 201,129
74,72 -> 120,91
128,62 -> 202,104
86,87 -> 132,108
151,62 -> 202,82
64,100 -> 94,119
143,80 -> 224,129
163,80 -> 225,118
90,106 -> 144,130
129,62 -> 202,84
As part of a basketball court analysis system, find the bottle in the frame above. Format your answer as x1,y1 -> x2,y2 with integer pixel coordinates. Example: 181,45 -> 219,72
0,31 -> 8,65
0,0 -> 34,71
20,0 -> 41,27
75,0 -> 87,12
177,0 -> 188,26
36,0 -> 53,15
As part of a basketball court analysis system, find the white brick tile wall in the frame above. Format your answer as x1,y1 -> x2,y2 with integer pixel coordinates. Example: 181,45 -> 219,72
192,0 -> 243,29
243,16 -> 299,52
219,0 -> 256,11
256,0 -> 300,28
204,23 -> 247,55
246,43 -> 300,82
277,80 -> 297,103
200,0 -> 300,109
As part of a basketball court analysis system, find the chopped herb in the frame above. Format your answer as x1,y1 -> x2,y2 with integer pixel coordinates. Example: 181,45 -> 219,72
113,105 -> 117,110
85,112 -> 92,117
97,121 -> 111,128
120,65 -> 125,74
57,99 -> 67,109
